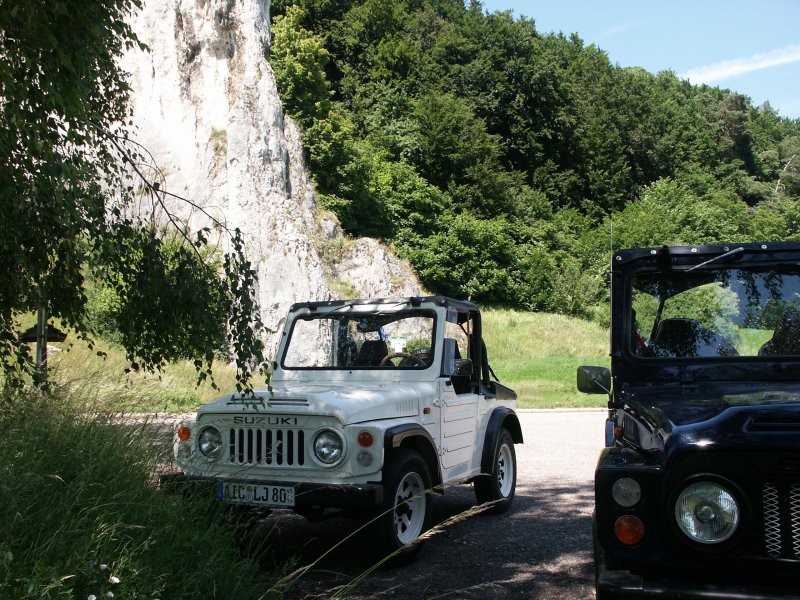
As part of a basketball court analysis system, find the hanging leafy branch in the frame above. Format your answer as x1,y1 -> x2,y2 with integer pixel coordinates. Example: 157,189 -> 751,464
0,0 -> 268,392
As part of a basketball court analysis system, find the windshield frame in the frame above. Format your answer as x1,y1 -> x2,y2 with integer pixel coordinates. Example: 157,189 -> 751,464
280,306 -> 439,371
609,242 -> 800,388
625,263 -> 800,362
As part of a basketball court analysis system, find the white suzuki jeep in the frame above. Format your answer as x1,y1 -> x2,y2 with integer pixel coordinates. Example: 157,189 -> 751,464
173,296 -> 522,561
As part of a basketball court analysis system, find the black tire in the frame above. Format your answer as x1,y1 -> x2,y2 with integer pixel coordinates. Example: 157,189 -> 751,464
474,428 -> 516,514
377,448 -> 433,565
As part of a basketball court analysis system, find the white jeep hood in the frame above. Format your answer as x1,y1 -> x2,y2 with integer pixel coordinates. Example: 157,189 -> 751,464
196,382 -> 437,425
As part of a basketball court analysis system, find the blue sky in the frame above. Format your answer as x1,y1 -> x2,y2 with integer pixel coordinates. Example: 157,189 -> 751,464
479,0 -> 800,120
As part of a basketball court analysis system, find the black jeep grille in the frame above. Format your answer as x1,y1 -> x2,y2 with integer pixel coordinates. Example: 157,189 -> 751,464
671,454 -> 800,565
227,427 -> 305,467
762,482 -> 800,559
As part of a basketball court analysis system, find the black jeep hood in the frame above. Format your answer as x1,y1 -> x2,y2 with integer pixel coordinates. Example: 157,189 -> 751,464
621,383 -> 800,465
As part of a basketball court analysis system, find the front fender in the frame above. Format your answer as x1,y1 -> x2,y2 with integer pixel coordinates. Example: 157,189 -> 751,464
383,423 -> 442,489
594,446 -> 665,564
480,407 -> 523,474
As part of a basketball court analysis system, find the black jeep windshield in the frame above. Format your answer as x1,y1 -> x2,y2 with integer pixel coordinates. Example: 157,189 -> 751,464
630,266 -> 800,359
282,309 -> 436,369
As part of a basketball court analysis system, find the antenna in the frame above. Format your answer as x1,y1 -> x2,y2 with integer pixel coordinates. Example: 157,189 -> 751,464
609,220 -> 614,290
609,219 -> 613,254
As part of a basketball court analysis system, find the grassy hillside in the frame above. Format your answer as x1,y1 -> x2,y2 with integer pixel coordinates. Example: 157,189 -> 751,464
45,333 -> 239,413
41,309 -> 609,412
483,308 -> 609,409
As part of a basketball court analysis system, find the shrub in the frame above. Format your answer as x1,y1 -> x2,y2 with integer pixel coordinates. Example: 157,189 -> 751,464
84,283 -> 122,342
0,390 -> 276,599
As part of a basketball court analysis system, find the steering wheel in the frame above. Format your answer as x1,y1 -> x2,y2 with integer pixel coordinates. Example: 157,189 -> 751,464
380,352 -> 425,366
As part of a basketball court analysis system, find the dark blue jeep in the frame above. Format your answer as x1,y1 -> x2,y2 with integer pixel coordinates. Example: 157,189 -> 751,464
579,242 -> 800,599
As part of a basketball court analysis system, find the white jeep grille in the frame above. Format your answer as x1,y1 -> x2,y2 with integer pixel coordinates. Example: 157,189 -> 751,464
227,427 -> 306,467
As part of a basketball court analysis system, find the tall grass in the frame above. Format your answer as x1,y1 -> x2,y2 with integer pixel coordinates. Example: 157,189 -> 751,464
0,388 -> 279,599
7,312 -> 241,413
45,334 -> 240,413
482,309 -> 610,408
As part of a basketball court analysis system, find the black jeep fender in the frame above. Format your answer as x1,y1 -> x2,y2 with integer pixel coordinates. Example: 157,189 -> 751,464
480,407 -> 523,474
383,423 -> 443,490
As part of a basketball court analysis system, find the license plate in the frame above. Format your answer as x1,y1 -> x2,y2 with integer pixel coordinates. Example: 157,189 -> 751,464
215,481 -> 295,508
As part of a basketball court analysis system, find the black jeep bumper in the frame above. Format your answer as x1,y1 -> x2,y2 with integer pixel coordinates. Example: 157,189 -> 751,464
293,481 -> 384,508
598,568 -> 800,600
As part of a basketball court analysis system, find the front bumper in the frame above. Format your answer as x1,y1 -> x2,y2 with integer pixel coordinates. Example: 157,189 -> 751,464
598,568 -> 800,600
160,473 -> 383,509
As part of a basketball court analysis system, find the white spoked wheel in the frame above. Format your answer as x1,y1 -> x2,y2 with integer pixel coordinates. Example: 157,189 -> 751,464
496,438 -> 515,499
378,448 -> 432,564
475,427 -> 517,514
393,470 -> 427,545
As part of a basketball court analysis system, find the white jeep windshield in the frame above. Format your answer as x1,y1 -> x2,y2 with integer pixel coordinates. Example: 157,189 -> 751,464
631,267 -> 800,359
282,309 -> 436,369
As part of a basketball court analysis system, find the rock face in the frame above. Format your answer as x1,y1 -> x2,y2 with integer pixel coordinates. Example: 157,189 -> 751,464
122,0 -> 424,358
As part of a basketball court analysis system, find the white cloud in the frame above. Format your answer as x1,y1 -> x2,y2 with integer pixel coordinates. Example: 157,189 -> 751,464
681,43 -> 800,84
598,20 -> 642,40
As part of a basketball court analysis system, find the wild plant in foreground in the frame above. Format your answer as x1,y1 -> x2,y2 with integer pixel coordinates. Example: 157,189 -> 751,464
0,389 -> 276,599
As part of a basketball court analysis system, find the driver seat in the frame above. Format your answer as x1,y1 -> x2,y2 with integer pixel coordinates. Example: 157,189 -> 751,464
355,340 -> 388,366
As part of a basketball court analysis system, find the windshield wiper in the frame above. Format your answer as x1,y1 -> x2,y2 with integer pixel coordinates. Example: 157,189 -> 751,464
687,247 -> 744,272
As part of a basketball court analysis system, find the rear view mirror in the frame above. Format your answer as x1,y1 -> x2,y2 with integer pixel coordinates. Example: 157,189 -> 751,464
577,365 -> 611,395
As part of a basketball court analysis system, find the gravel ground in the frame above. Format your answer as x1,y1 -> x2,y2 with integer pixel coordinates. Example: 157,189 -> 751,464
242,409 -> 608,599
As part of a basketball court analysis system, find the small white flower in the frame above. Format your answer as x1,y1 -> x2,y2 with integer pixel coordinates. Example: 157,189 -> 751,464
88,595 -> 97,600
109,575 -> 120,585
106,593 -> 114,598
99,564 -> 108,571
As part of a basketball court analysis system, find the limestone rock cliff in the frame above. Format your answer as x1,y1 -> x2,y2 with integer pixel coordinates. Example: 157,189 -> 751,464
122,0 -> 424,358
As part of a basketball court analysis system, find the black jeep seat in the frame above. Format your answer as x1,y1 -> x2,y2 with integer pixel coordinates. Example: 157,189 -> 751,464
652,318 -> 704,357
651,318 -> 736,358
355,340 -> 388,366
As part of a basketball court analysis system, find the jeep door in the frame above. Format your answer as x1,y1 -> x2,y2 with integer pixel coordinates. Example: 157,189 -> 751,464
438,308 -> 480,472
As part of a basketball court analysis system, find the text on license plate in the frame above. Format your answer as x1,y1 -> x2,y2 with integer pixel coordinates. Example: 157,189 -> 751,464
215,481 -> 295,507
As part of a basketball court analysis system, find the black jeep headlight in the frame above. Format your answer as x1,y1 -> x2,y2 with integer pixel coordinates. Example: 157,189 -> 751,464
313,429 -> 345,465
675,481 -> 739,544
198,426 -> 223,458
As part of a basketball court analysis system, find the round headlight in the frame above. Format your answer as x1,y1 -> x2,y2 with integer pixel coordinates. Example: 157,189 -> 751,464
198,426 -> 223,458
612,477 -> 642,507
313,429 -> 344,465
675,481 -> 739,544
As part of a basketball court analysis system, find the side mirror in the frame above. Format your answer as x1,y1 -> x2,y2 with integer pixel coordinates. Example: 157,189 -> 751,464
451,358 -> 473,378
577,365 -> 611,395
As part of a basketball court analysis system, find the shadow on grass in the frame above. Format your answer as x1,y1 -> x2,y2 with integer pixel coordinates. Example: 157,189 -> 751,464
245,481 -> 596,599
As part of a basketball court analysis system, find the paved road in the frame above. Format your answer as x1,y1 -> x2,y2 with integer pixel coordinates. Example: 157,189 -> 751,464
247,409 -> 608,599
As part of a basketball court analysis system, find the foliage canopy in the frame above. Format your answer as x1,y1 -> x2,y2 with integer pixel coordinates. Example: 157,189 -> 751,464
0,0 -> 267,390
271,0 -> 800,319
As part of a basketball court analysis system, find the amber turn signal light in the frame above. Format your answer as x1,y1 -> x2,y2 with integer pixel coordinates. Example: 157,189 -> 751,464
614,515 -> 644,545
177,426 -> 191,441
357,431 -> 374,447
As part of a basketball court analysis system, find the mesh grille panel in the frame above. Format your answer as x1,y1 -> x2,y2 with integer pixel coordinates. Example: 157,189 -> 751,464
762,482 -> 800,560
763,483 -> 782,557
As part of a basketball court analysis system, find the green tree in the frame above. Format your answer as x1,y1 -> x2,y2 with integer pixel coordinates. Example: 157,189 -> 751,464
0,0 -> 267,390
776,136 -> 800,197
397,213 -> 516,303
609,178 -> 749,248
270,4 -> 332,126
277,0 -> 800,324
